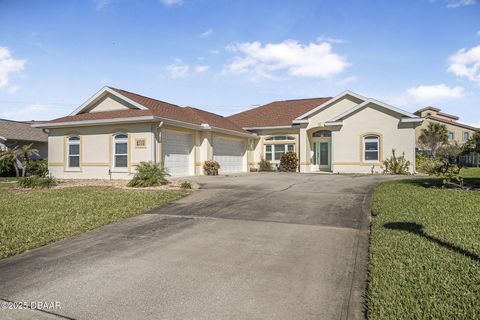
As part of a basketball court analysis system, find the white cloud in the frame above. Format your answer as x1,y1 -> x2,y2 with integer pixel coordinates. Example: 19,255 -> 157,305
476,30 -> 480,36
446,0 -> 475,7
337,75 -> 358,86
224,40 -> 350,79
161,0 -> 183,6
200,29 -> 213,38
406,84 -> 465,103
93,0 -> 111,10
6,85 -> 19,94
166,60 -> 189,78
194,65 -> 209,73
448,45 -> 480,83
0,104 -> 59,121
0,46 -> 25,92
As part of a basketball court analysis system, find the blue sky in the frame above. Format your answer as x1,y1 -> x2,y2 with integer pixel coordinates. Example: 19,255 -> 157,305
0,0 -> 479,126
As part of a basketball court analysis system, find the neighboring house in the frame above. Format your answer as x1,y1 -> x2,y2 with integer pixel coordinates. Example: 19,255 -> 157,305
414,107 -> 478,147
0,118 -> 48,158
34,87 -> 423,179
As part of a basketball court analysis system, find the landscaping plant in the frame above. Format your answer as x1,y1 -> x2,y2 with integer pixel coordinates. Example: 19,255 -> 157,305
180,181 -> 192,189
26,159 -> 49,177
383,149 -> 410,174
258,158 -> 273,172
18,176 -> 57,189
418,122 -> 448,157
127,162 -> 168,187
279,151 -> 298,172
203,160 -> 220,175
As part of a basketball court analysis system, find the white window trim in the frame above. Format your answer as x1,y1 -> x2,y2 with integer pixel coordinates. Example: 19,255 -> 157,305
112,134 -> 129,172
363,135 -> 380,163
264,143 -> 295,162
67,136 -> 81,171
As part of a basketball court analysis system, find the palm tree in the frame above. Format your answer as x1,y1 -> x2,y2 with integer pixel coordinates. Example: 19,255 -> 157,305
419,122 -> 449,157
19,144 -> 40,177
0,147 -> 22,177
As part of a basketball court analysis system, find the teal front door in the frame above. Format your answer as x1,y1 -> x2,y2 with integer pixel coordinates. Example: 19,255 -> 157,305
313,141 -> 331,171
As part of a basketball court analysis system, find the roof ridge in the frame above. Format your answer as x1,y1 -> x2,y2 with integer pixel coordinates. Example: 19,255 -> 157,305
0,118 -> 34,124
275,97 -> 333,103
108,87 -> 182,109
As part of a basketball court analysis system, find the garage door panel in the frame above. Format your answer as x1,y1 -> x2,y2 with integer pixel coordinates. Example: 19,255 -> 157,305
163,131 -> 192,177
213,137 -> 245,174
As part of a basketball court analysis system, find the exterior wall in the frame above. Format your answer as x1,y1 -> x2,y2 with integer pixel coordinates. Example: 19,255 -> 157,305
415,118 -> 476,147
250,128 -> 300,169
47,122 -> 251,179
86,94 -> 131,113
331,104 -> 417,174
48,123 -> 155,180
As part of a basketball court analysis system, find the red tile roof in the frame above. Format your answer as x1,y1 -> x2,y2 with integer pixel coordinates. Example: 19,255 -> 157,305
227,97 -> 332,128
48,87 -> 248,134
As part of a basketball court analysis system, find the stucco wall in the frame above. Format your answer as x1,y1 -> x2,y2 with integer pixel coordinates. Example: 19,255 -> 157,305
331,103 -> 417,173
250,128 -> 300,168
86,94 -> 131,113
48,123 -> 154,179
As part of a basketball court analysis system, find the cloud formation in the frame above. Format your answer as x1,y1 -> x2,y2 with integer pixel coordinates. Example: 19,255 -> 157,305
161,0 -> 183,6
406,84 -> 465,103
200,29 -> 213,38
194,65 -> 209,73
446,0 -> 476,8
225,40 -> 350,79
0,46 -> 25,93
166,60 -> 189,78
448,45 -> 480,83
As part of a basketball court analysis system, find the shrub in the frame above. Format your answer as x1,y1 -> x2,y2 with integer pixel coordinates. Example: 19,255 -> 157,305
18,176 -> 57,189
383,149 -> 410,175
258,158 -> 273,172
203,160 -> 220,175
127,162 -> 168,187
180,181 -> 192,189
26,159 -> 48,177
416,154 -> 443,174
0,157 -> 15,177
279,151 -> 298,172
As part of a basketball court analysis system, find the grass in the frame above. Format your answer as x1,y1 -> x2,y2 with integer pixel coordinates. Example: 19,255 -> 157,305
0,187 -> 184,259
367,178 -> 480,319
460,167 -> 480,178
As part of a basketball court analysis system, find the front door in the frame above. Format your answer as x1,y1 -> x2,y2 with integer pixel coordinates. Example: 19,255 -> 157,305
313,141 -> 331,171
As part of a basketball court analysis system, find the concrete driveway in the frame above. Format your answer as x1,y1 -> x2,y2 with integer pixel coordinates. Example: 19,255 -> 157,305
0,173 -> 393,320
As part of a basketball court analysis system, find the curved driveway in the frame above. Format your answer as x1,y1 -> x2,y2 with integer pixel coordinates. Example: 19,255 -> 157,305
0,173 -> 394,320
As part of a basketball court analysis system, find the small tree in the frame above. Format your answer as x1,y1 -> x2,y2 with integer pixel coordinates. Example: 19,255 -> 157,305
419,122 -> 448,157
279,151 -> 298,172
0,148 -> 21,177
18,144 -> 39,177
462,132 -> 480,154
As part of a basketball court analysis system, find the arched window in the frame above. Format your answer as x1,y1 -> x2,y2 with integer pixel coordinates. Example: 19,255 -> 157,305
113,134 -> 128,168
265,135 -> 295,141
363,135 -> 380,162
312,130 -> 332,137
68,136 -> 80,169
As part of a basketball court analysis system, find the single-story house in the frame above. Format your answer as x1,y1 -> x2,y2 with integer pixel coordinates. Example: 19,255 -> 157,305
0,118 -> 48,158
34,87 -> 423,179
414,107 -> 478,147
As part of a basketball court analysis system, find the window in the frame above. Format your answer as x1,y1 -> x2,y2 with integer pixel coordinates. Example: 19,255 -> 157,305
264,144 -> 295,161
265,135 -> 295,141
363,135 -> 379,162
463,132 -> 470,141
448,132 -> 454,140
68,136 -> 80,169
113,134 -> 128,168
312,130 -> 332,137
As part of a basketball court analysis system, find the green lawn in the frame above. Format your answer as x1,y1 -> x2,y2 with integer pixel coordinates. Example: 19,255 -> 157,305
367,178 -> 480,319
0,187 -> 184,259
460,167 -> 480,178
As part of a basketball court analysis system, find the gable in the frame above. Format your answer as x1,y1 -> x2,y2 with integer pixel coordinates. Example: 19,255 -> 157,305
304,96 -> 360,129
84,94 -> 133,113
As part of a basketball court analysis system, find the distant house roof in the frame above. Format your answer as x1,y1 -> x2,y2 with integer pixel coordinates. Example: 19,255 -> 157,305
0,119 -> 48,143
425,115 -> 478,131
414,106 -> 459,121
44,87 -> 249,134
227,97 -> 332,128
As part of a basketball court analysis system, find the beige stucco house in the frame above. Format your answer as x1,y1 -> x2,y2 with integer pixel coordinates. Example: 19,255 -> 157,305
414,107 -> 478,147
34,87 -> 423,178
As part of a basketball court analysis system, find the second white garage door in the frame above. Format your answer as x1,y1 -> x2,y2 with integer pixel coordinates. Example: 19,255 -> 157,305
163,131 -> 193,177
213,137 -> 245,174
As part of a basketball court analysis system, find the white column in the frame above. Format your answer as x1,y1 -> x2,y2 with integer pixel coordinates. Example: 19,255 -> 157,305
299,127 -> 309,173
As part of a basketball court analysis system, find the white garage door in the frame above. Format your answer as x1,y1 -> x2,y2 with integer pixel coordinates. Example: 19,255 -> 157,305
163,131 -> 193,177
213,137 -> 245,174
